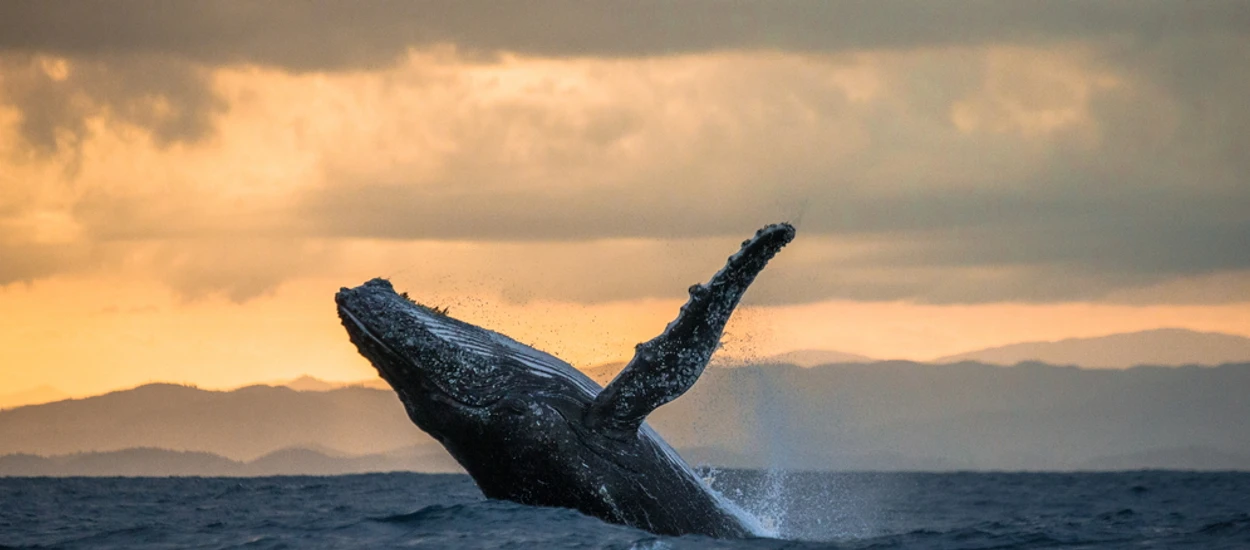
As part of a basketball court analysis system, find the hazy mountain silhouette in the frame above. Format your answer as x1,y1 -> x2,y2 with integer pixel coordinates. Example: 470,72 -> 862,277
4,361 -> 1249,474
248,376 -> 389,392
582,348 -> 875,385
0,444 -> 461,477
0,385 -> 68,410
935,328 -> 1250,368
647,361 -> 1250,470
761,349 -> 875,367
0,383 -> 434,460
279,376 -> 340,392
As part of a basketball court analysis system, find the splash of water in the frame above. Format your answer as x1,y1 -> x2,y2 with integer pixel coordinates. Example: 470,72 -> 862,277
700,467 -> 778,539
699,365 -> 879,542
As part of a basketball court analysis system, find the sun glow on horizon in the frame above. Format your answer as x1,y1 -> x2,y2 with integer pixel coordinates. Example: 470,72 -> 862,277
3,271 -> 1249,401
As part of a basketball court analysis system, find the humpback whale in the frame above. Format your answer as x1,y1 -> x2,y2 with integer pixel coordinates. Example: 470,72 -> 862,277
335,223 -> 795,538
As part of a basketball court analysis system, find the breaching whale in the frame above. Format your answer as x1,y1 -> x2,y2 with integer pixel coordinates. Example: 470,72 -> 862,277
335,223 -> 795,538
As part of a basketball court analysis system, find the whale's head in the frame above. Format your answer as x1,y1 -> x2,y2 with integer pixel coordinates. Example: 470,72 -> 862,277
334,278 -> 597,450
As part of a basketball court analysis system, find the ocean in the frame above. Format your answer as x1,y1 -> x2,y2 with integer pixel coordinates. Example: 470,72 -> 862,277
3,471 -> 1248,549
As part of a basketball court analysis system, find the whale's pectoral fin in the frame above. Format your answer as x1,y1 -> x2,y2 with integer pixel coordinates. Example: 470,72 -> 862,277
585,223 -> 796,437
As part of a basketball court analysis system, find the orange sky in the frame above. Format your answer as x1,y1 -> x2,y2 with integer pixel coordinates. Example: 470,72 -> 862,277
2,273 -> 1247,398
2,4 -> 1248,398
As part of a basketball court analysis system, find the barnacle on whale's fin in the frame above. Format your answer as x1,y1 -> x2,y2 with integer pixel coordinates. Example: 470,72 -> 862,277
585,223 -> 796,437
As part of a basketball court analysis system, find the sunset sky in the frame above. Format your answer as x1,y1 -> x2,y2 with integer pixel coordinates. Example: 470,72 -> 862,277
2,2 -> 1248,398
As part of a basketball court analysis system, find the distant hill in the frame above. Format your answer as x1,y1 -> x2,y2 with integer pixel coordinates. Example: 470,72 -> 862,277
0,444 -> 462,477
648,361 -> 1250,471
935,328 -> 1250,368
0,448 -> 240,477
762,349 -> 875,367
3,362 -> 1249,473
0,385 -> 68,410
0,383 -> 435,461
580,349 -> 876,385
344,378 -> 390,390
256,376 -> 389,392
281,376 -> 339,392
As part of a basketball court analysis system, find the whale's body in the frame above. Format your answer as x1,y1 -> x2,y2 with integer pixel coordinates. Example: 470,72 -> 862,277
335,223 -> 795,538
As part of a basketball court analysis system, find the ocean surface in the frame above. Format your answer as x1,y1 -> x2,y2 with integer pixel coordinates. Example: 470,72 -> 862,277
3,471 -> 1248,549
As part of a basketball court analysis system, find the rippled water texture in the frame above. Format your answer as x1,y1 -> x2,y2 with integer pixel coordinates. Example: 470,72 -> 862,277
3,471 -> 1249,549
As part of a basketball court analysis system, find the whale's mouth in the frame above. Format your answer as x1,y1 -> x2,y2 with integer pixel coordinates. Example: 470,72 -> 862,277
336,305 -> 413,385
338,307 -> 397,360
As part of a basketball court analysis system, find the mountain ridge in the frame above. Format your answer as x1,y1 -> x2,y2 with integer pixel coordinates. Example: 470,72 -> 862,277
0,383 -> 431,461
4,361 -> 1249,472
8,328 -> 1243,410
0,444 -> 462,477
935,328 -> 1250,368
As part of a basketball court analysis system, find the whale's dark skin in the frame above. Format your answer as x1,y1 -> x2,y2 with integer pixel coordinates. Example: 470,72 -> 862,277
335,223 -> 795,538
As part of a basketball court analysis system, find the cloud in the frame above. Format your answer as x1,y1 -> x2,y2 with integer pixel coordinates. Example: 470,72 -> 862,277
3,2 -> 1246,157
127,239 -> 343,303
0,242 -> 83,285
0,54 -> 224,157
287,48 -> 1249,290
0,5 -> 1247,305
3,1 -> 1248,67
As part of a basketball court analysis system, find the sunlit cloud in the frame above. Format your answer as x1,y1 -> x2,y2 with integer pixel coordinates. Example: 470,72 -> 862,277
3,40 -> 1248,304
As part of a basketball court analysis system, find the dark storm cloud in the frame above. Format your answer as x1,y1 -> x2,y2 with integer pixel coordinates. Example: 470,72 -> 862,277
300,178 -> 1250,290
3,1 -> 1248,68
1097,32 -> 1250,177
0,54 -> 224,155
2,0 -> 1246,156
